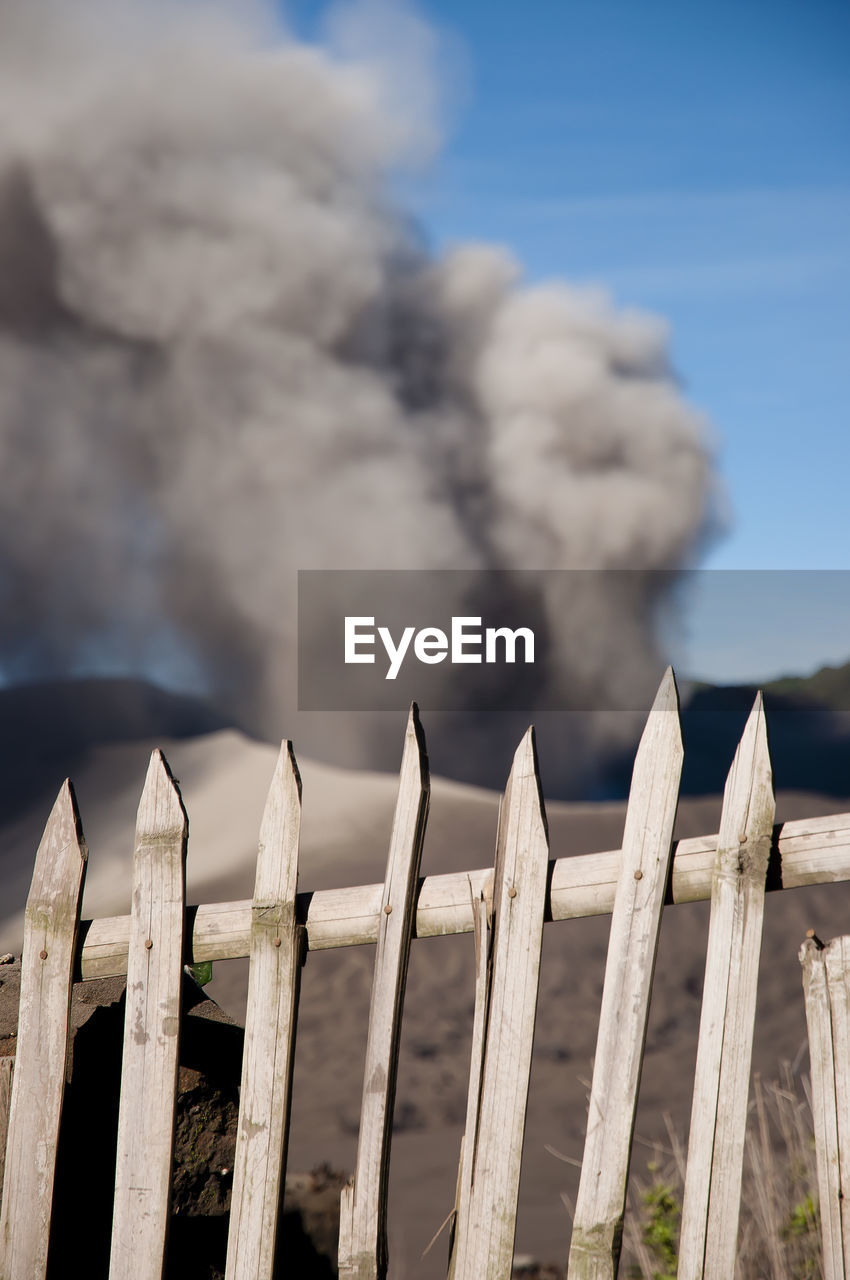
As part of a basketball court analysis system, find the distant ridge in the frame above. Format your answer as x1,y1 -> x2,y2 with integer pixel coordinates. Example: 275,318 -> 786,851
764,658 -> 850,709
677,657 -> 850,798
0,677 -> 234,820
591,658 -> 850,801
1,660 -> 849,814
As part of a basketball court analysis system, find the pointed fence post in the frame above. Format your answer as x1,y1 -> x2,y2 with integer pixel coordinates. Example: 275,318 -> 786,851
0,783 -> 87,1280
338,705 -> 430,1280
678,693 -> 775,1278
109,751 -> 187,1280
448,726 -> 550,1280
568,669 -> 683,1280
225,742 -> 304,1280
801,933 -> 850,1277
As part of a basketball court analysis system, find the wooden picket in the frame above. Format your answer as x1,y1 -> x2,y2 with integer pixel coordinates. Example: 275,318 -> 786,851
108,751 -> 187,1280
3,670 -> 850,1279
338,705 -> 430,1280
225,741 -> 304,1280
448,889 -> 489,1277
568,669 -> 683,1280
448,727 -> 550,1280
678,694 -> 775,1277
801,933 -> 850,1276
0,1057 -> 11,1202
0,782 -> 87,1280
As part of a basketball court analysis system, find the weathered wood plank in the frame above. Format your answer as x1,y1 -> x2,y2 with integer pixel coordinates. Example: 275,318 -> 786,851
225,742 -> 303,1280
338,705 -> 430,1280
0,1055 -> 12,1203
678,693 -> 775,1278
828,938 -> 850,1274
801,934 -> 850,1277
568,669 -> 683,1280
448,727 -> 550,1280
109,751 -> 187,1280
75,809 -> 850,976
0,783 -> 87,1280
448,889 -> 490,1279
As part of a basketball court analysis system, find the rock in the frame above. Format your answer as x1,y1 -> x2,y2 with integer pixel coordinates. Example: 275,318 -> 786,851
0,961 -> 346,1278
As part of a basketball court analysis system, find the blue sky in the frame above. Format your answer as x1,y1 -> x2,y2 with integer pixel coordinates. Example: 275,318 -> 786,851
287,0 -> 850,680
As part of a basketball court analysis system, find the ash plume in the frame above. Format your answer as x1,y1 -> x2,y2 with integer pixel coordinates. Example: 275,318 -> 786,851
0,0 -> 719,788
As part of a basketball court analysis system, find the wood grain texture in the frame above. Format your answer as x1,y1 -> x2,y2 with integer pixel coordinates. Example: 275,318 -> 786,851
0,782 -> 87,1280
679,694 -> 775,1279
448,888 -> 490,1279
225,742 -> 303,1280
75,809 -> 850,977
338,706 -> 429,1280
109,751 -> 187,1280
828,938 -> 850,1277
801,934 -> 850,1278
448,727 -> 550,1280
0,1056 -> 12,1202
568,669 -> 683,1280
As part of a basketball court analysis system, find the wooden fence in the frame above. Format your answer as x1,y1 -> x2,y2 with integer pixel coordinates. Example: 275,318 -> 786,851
2,668 -> 850,1278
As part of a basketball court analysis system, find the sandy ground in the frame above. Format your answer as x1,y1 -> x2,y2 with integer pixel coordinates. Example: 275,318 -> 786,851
2,724 -> 849,1277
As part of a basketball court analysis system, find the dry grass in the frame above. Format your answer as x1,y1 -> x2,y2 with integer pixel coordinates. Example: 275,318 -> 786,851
621,1062 -> 822,1279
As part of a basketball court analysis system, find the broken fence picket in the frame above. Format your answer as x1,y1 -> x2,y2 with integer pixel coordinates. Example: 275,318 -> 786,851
801,933 -> 850,1277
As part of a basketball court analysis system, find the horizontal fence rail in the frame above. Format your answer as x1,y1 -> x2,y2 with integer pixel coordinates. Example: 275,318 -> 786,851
75,810 -> 850,979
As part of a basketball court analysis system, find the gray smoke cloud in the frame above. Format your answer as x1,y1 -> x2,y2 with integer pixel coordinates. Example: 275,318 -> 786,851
0,0 -> 720,786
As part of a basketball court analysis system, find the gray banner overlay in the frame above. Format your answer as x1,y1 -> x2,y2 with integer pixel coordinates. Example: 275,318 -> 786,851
297,569 -> 850,713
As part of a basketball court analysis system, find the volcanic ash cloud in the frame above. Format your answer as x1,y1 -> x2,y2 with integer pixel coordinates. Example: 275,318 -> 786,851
0,0 -> 719,784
